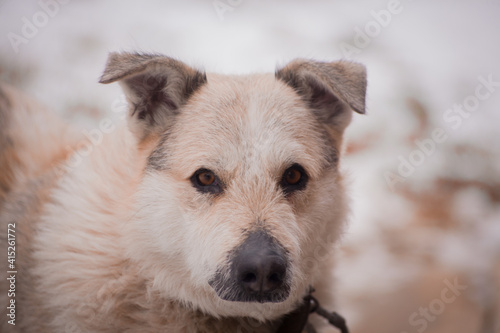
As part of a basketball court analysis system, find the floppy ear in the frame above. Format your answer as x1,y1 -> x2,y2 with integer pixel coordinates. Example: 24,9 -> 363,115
99,52 -> 207,140
275,59 -> 366,131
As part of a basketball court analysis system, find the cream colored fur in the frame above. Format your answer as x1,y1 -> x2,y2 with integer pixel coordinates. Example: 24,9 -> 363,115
0,54 -> 365,332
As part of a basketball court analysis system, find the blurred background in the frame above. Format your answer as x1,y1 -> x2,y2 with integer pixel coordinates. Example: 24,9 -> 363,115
1,1 -> 499,332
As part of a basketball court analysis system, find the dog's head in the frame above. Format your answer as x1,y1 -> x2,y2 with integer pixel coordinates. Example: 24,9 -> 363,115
100,53 -> 366,320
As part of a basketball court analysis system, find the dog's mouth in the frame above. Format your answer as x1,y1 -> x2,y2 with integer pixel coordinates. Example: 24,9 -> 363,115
209,270 -> 291,303
209,229 -> 291,303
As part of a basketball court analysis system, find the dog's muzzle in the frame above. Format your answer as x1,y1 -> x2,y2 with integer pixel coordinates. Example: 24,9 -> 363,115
209,229 -> 290,303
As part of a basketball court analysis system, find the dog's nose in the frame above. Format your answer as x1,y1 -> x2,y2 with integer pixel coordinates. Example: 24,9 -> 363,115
235,249 -> 287,294
209,229 -> 290,303
231,230 -> 289,302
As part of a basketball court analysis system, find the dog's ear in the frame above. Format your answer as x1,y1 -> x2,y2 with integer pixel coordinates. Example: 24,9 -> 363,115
100,52 -> 207,140
276,59 -> 366,131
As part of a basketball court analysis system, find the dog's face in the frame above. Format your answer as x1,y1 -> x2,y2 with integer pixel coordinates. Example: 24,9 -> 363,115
100,53 -> 366,320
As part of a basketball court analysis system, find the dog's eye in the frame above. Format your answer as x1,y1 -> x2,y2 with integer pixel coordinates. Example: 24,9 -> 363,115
191,169 -> 222,194
198,171 -> 215,186
281,164 -> 308,195
284,168 -> 301,185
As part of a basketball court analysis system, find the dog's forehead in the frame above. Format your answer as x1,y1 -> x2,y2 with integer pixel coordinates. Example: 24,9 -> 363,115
168,73 -> 329,178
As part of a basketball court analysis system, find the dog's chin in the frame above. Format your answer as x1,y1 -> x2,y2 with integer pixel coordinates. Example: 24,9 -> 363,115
209,295 -> 298,321
188,284 -> 304,322
215,288 -> 290,304
209,278 -> 291,304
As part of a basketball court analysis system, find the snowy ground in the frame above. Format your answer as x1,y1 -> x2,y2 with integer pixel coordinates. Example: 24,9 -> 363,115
1,1 -> 499,332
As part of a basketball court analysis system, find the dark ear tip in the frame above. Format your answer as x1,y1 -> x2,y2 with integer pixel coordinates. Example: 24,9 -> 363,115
98,76 -> 111,84
98,52 -> 133,84
353,103 -> 366,114
351,98 -> 367,115
98,70 -> 118,84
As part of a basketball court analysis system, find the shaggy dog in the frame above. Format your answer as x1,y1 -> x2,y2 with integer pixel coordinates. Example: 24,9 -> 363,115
0,53 -> 366,332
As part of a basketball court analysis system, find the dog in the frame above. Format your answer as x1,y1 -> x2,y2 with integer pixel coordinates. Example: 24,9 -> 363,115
0,53 -> 366,332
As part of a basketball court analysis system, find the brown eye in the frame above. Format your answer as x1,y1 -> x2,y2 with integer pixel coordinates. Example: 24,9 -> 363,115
197,171 -> 215,186
281,164 -> 308,195
284,168 -> 302,185
191,169 -> 222,194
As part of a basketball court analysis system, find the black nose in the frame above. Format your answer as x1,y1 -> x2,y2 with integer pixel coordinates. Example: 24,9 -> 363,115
236,246 -> 287,294
231,230 -> 289,302
209,229 -> 290,303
